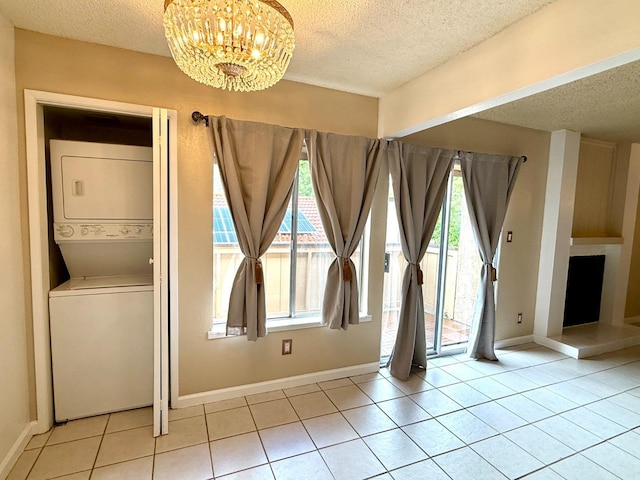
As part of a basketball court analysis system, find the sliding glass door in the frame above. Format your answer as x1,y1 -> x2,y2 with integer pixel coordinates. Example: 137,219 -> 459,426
381,163 -> 481,362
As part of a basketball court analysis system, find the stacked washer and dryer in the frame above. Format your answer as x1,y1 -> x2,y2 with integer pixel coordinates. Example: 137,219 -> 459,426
48,140 -> 155,422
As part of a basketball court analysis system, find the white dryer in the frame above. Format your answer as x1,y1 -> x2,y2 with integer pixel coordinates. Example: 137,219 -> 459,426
50,139 -> 154,287
48,140 -> 155,422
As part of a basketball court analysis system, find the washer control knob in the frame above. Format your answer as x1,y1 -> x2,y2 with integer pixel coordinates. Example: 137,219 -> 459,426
58,225 -> 74,237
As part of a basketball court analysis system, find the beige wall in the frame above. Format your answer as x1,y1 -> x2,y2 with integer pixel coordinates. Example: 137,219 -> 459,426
0,14 -> 31,468
403,117 -> 551,341
11,25 -> 637,409
627,192 -> 640,318
14,30 -> 381,397
573,139 -> 620,237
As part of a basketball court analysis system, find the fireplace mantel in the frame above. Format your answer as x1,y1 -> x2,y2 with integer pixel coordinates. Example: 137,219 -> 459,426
570,237 -> 623,246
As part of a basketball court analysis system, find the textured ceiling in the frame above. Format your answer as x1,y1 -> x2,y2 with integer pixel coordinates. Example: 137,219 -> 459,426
1,0 -> 638,143
474,61 -> 640,143
0,0 -> 554,97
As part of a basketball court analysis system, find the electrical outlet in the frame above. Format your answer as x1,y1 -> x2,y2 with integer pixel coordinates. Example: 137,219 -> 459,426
282,339 -> 292,355
517,313 -> 523,324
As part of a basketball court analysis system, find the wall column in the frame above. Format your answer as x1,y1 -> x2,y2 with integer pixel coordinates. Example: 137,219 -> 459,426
534,130 -> 580,338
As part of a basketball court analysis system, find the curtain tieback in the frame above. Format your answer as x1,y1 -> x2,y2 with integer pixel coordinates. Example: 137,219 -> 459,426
484,262 -> 497,282
340,257 -> 352,282
409,263 -> 424,285
248,257 -> 264,285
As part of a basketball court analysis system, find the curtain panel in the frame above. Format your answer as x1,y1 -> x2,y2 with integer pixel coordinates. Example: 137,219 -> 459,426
460,152 -> 523,360
209,116 -> 304,341
387,142 -> 455,380
306,131 -> 386,329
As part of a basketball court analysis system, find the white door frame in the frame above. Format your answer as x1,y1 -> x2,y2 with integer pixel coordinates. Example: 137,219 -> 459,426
153,107 -> 171,436
24,90 -> 177,435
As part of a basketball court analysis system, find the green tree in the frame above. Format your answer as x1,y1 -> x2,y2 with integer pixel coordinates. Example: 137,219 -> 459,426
297,161 -> 314,197
430,176 -> 463,248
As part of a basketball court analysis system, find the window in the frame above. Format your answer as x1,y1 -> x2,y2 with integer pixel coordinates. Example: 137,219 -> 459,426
211,157 -> 365,337
211,167 -> 244,333
381,162 -> 480,359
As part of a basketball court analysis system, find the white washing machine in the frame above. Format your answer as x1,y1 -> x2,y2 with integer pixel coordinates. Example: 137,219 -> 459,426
48,140 -> 155,422
49,282 -> 153,421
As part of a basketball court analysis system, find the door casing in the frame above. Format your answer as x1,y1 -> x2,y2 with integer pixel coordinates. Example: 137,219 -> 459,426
23,90 -> 177,436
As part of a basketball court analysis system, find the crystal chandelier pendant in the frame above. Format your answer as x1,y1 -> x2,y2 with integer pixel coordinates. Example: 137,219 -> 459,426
163,0 -> 295,92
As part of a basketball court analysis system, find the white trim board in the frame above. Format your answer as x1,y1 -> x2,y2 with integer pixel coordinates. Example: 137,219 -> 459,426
168,109 -> 180,411
383,47 -> 640,138
494,335 -> 535,349
0,421 -> 37,480
172,362 -> 380,409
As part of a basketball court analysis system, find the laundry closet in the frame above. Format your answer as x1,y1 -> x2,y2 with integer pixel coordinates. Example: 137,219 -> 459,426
44,107 -> 155,422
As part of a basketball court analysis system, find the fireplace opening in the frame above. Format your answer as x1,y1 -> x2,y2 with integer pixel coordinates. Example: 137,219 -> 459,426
563,255 -> 606,328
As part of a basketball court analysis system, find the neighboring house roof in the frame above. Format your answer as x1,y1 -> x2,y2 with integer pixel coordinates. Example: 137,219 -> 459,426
213,194 -> 327,245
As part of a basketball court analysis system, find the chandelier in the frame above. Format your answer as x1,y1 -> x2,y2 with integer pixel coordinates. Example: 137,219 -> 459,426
163,0 -> 295,92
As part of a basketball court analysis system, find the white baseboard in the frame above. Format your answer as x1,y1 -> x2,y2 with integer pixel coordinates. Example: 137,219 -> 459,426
0,421 -> 37,480
625,315 -> 640,325
172,362 -> 380,409
495,335 -> 534,349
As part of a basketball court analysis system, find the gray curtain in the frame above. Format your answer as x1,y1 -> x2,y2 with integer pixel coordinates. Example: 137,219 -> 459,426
210,116 -> 304,341
388,143 -> 455,380
307,131 -> 385,329
460,152 -> 523,360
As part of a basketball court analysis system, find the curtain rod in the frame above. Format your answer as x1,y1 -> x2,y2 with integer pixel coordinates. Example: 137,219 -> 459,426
192,112 -> 528,162
456,149 -> 527,163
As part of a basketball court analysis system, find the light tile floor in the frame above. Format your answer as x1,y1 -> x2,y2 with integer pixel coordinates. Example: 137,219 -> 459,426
9,343 -> 640,479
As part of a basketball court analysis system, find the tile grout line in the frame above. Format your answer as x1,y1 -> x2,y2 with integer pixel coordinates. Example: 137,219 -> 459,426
15,346 -> 640,479
201,405 -> 214,480
88,413 -> 111,475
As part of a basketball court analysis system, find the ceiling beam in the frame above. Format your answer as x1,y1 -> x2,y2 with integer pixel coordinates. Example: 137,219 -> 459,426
378,0 -> 640,138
